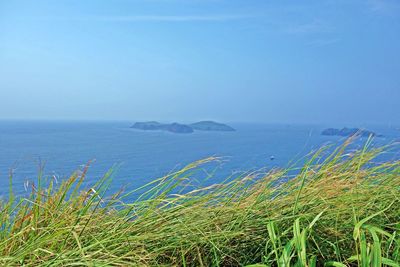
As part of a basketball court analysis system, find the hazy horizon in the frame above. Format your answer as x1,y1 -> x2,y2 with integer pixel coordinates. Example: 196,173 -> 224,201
0,118 -> 398,129
1,0 -> 399,124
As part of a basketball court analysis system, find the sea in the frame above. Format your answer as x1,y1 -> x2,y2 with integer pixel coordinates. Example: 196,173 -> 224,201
0,121 -> 399,199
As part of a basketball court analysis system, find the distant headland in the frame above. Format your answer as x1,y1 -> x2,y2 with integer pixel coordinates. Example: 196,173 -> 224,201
321,127 -> 382,137
131,121 -> 235,134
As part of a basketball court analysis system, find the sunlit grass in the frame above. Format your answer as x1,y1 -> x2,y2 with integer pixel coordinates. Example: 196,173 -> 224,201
0,138 -> 399,266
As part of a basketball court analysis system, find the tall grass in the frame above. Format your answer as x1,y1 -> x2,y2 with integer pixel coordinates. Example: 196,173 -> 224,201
0,138 -> 399,266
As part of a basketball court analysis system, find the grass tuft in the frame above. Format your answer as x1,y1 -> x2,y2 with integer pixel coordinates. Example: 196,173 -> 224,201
0,139 -> 399,266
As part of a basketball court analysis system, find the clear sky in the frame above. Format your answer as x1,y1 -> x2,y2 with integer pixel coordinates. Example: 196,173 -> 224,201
0,0 -> 399,124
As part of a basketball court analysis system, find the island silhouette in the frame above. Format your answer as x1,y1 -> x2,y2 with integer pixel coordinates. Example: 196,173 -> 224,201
131,121 -> 235,134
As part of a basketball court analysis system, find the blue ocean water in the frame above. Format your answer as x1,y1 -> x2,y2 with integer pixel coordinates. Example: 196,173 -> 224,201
0,121 -> 399,198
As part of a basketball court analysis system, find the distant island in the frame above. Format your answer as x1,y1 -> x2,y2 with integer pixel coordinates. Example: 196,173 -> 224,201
131,121 -> 235,134
131,121 -> 193,134
322,127 -> 382,137
190,121 -> 235,132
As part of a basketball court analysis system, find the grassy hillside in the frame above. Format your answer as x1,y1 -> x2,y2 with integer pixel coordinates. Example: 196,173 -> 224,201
0,138 -> 399,266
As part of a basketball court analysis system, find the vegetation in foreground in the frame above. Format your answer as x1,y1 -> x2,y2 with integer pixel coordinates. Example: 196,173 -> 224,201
0,138 -> 399,266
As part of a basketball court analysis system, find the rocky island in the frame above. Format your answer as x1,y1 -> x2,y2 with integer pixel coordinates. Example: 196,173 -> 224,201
322,127 -> 382,137
131,122 -> 193,134
190,121 -> 235,132
131,121 -> 163,131
131,121 -> 235,134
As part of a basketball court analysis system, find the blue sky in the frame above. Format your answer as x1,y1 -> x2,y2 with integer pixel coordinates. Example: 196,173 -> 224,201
0,0 -> 399,124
